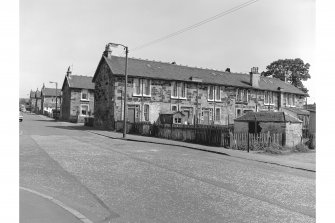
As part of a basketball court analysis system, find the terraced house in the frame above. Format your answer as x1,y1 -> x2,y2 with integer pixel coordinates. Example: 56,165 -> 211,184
29,89 -> 42,114
41,84 -> 62,116
92,44 -> 308,130
61,67 -> 95,123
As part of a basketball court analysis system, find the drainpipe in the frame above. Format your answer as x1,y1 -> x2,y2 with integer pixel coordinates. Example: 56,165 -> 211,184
141,79 -> 143,122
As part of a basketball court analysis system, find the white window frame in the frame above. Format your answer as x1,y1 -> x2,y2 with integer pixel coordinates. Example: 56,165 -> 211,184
81,89 -> 89,101
208,86 -> 214,101
133,78 -> 141,96
215,107 -> 221,121
264,91 -> 274,105
236,108 -> 242,118
236,88 -> 248,103
171,81 -> 187,99
215,86 -> 221,102
80,104 -> 89,116
143,79 -> 151,97
144,104 -> 150,121
132,78 -> 151,97
171,104 -> 178,112
179,82 -> 187,99
292,94 -> 296,107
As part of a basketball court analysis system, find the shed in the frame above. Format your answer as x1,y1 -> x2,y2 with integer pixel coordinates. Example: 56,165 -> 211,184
234,111 -> 303,147
159,111 -> 187,125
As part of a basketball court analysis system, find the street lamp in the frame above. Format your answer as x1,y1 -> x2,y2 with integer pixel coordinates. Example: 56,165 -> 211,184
107,42 -> 129,138
49,81 -> 58,120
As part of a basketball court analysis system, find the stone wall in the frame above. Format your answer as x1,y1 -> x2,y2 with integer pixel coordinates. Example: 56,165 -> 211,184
93,62 -> 115,129
61,81 -> 71,121
42,96 -> 61,113
69,89 -> 95,123
285,122 -> 302,147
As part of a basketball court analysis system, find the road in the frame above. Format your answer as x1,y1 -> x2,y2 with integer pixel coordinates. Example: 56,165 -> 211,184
20,113 -> 315,223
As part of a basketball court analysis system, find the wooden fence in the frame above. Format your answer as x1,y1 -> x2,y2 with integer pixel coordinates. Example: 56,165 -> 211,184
229,132 -> 283,151
115,121 -> 285,151
151,124 -> 233,147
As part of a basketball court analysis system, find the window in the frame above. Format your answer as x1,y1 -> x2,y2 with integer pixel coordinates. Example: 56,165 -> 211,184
171,105 -> 178,111
208,86 -> 214,101
174,118 -> 182,124
144,104 -> 149,121
236,109 -> 242,118
215,86 -> 221,101
180,82 -> 186,98
81,89 -> 89,100
143,79 -> 151,96
172,82 -> 178,98
215,108 -> 220,121
134,79 -> 141,95
171,81 -> 187,99
264,91 -> 274,105
133,78 -> 151,97
236,89 -> 249,103
81,104 -> 89,116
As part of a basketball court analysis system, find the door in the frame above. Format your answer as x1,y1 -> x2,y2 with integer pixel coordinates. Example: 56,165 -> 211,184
203,110 -> 209,125
128,108 -> 135,123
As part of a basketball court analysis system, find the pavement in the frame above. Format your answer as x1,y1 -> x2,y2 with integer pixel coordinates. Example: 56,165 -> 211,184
20,188 -> 84,223
85,129 -> 316,172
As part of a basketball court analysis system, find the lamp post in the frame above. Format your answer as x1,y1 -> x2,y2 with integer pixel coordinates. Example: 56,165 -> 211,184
49,81 -> 58,120
107,42 -> 129,138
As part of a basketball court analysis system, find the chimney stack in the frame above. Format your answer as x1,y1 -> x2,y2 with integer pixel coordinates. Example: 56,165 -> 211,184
250,67 -> 260,88
225,68 -> 231,72
66,66 -> 72,77
103,43 -> 113,58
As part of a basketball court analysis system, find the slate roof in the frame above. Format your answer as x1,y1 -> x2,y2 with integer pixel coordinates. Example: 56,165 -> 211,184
35,90 -> 41,98
42,88 -> 61,97
282,107 -> 310,116
67,75 -> 95,90
30,91 -> 35,98
234,111 -> 302,123
98,56 -> 307,95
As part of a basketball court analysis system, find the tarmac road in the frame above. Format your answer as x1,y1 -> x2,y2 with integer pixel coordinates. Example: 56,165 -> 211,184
19,113 -> 315,223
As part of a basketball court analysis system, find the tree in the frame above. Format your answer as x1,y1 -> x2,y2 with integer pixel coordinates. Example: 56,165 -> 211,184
261,58 -> 311,93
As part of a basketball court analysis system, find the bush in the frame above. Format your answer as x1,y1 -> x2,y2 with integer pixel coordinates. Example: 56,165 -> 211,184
263,144 -> 285,154
293,143 -> 310,153
250,141 -> 267,151
305,134 -> 316,150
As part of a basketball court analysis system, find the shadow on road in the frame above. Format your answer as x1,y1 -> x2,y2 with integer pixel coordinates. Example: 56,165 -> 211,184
35,119 -> 57,122
46,125 -> 105,131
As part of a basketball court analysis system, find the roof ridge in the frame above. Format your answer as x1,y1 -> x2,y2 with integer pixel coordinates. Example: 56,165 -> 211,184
111,55 -> 250,76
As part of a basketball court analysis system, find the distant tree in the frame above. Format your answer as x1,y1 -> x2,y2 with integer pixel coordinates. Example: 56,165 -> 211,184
19,98 -> 28,105
261,58 -> 311,93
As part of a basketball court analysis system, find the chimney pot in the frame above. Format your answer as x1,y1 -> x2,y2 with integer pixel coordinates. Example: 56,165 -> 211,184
66,66 -> 72,77
250,67 -> 260,88
103,43 -> 113,58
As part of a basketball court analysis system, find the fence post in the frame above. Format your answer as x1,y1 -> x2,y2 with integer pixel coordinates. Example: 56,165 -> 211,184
247,132 -> 250,153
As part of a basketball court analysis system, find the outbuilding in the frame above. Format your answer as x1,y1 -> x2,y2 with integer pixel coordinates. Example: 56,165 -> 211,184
234,111 -> 302,147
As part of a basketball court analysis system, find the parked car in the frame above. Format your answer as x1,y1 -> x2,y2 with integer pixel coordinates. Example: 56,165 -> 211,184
19,112 -> 23,122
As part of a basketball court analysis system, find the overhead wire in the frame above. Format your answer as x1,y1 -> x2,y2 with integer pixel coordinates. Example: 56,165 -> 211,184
132,0 -> 260,51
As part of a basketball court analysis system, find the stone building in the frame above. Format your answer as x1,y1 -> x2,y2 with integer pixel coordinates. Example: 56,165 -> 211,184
29,90 -> 36,112
34,90 -> 42,114
41,83 -> 62,116
234,111 -> 303,147
29,89 -> 42,113
61,67 -> 95,123
92,44 -> 307,130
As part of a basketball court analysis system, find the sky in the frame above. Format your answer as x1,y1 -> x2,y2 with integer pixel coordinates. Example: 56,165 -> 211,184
20,0 -> 316,103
